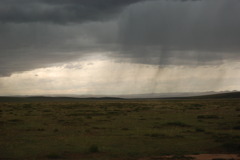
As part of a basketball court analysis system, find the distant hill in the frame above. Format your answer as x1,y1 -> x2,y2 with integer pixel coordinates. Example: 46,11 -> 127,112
0,96 -> 123,102
119,92 -> 216,99
0,91 -> 239,102
163,91 -> 240,99
119,91 -> 240,99
188,91 -> 240,99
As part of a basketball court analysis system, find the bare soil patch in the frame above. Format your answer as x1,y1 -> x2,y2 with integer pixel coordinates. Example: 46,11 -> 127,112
138,154 -> 240,160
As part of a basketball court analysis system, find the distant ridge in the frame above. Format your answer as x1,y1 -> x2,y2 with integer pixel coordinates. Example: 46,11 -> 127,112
0,96 -> 123,102
163,91 -> 240,99
0,91 -> 239,102
189,91 -> 240,99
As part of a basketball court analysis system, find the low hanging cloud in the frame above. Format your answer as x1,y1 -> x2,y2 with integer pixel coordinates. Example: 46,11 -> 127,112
0,0 -> 240,76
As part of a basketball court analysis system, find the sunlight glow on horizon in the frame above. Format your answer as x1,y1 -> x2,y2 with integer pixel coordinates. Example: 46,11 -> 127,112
0,58 -> 240,96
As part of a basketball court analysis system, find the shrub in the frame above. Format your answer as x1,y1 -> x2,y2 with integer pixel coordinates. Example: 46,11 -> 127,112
233,125 -> 240,130
195,128 -> 205,132
221,142 -> 240,152
46,154 -> 63,159
88,145 -> 99,153
197,115 -> 219,119
164,121 -> 191,127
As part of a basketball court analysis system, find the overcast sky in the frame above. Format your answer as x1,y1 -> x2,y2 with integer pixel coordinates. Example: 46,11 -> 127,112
0,0 -> 240,95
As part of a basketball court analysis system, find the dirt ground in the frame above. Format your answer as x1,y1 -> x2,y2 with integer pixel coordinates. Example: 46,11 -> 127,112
138,154 -> 240,160
42,153 -> 240,160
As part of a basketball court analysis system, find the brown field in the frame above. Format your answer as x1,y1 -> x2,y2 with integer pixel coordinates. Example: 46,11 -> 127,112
0,97 -> 240,159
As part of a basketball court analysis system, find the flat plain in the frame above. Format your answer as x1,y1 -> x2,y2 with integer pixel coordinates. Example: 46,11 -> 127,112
0,97 -> 240,160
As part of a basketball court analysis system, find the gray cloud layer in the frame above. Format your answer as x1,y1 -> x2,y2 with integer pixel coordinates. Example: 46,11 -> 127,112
118,0 -> 240,64
0,0 -> 143,23
0,0 -> 240,76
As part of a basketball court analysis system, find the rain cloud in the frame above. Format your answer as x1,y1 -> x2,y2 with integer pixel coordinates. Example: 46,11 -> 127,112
0,0 -> 240,76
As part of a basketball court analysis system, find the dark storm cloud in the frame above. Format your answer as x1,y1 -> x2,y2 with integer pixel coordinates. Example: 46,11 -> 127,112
0,0 -> 240,76
0,23 -> 91,76
0,0 -> 143,76
0,0 -> 143,24
118,0 -> 240,64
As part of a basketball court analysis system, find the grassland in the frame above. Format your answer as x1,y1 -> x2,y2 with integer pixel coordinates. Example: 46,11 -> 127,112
0,98 -> 240,159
